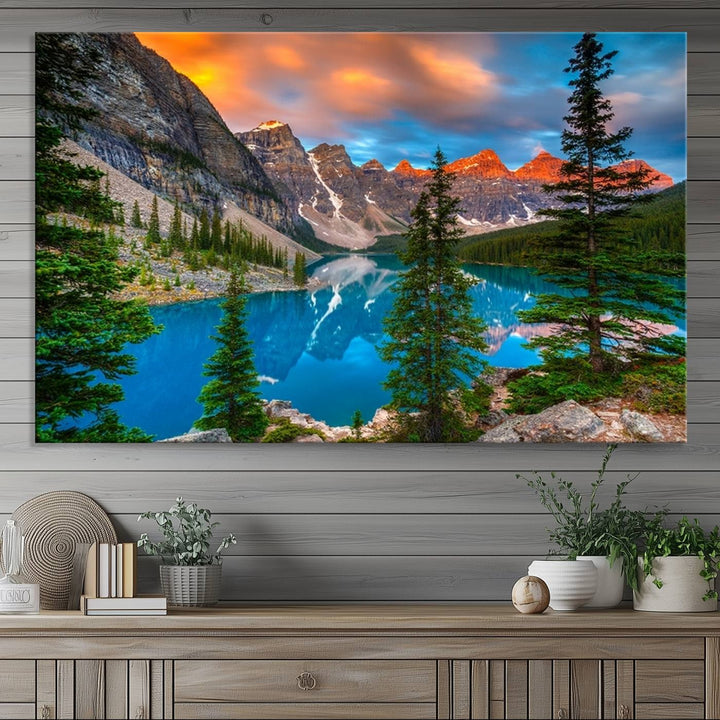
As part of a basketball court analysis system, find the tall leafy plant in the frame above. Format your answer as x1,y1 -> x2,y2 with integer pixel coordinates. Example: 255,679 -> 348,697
519,444 -> 666,590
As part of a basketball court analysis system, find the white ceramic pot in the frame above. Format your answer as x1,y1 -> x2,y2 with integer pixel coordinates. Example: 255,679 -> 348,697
527,559 -> 597,611
577,555 -> 624,608
633,556 -> 717,613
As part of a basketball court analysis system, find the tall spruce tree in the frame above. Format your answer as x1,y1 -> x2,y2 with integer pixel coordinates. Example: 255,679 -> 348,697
293,252 -> 307,286
195,267 -> 268,441
168,201 -> 183,250
198,208 -> 211,250
210,208 -> 223,253
130,199 -> 142,228
519,33 -> 684,379
146,195 -> 161,245
378,148 -> 488,442
35,34 -> 159,442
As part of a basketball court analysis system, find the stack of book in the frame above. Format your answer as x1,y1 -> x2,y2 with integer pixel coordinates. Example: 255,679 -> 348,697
81,542 -> 167,615
81,594 -> 167,616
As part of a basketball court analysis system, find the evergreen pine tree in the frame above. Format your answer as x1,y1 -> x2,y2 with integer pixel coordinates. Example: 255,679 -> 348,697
146,195 -> 161,245
351,409 -> 363,440
131,199 -> 142,228
293,252 -> 307,286
190,217 -> 199,248
519,33 -> 684,378
35,34 -> 159,442
199,208 -> 211,250
378,148 -> 488,442
224,220 -> 232,255
211,208 -> 223,253
195,267 -> 268,441
168,201 -> 183,250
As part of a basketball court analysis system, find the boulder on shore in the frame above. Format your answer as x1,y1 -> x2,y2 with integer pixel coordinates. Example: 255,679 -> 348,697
619,409 -> 664,442
479,366 -> 529,388
478,400 -> 605,443
158,428 -> 232,443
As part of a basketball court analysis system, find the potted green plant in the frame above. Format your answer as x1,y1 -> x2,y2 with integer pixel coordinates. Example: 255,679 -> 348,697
633,516 -> 720,612
137,497 -> 236,607
519,444 -> 665,608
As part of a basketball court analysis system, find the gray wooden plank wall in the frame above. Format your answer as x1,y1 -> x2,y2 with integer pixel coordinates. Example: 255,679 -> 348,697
0,1 -> 717,603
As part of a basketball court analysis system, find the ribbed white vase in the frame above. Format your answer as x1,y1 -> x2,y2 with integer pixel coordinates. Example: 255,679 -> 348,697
528,559 -> 598,611
633,556 -> 717,612
577,556 -> 624,608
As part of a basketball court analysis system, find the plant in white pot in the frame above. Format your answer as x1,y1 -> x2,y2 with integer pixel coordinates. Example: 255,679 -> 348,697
520,444 -> 665,609
138,497 -> 236,607
634,516 -> 720,613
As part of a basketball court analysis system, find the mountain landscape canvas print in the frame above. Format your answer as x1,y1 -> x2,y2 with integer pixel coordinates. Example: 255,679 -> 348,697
35,32 -> 687,443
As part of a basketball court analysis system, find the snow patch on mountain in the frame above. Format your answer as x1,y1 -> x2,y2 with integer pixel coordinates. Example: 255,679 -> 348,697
308,151 -> 344,219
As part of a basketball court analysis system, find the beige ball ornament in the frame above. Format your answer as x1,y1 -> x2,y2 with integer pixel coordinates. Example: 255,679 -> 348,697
512,575 -> 550,614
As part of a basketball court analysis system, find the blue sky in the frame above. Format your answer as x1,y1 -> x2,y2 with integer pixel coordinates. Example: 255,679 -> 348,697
139,32 -> 687,181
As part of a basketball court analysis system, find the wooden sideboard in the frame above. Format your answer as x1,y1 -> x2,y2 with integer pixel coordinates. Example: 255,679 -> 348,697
0,606 -> 718,719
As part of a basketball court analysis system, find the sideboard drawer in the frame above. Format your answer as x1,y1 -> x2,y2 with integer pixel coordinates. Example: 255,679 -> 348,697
174,660 -> 437,703
174,701 -> 437,719
635,703 -> 705,719
0,705 -> 35,719
0,661 -> 35,703
635,660 -> 705,702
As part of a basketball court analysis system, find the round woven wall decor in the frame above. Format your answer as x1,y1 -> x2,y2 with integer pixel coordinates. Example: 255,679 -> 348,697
11,491 -> 117,610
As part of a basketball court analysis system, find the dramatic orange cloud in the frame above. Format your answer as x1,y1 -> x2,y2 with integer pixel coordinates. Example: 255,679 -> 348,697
265,44 -> 306,71
133,32 -> 684,180
134,32 -> 499,140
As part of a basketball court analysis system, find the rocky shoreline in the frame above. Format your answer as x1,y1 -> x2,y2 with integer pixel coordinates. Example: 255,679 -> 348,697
156,367 -> 685,443
116,240 -> 324,306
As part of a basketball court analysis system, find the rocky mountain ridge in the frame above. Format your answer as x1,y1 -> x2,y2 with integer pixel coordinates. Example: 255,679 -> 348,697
237,120 -> 674,249
51,34 -> 315,250
49,32 -> 675,255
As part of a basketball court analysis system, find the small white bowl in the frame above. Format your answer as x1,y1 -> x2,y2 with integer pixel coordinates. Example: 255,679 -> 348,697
528,559 -> 598,611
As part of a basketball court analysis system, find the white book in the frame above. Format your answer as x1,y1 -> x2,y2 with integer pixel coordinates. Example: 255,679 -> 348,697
110,544 -> 117,598
85,609 -> 167,616
83,594 -> 167,611
98,543 -> 111,598
116,544 -> 124,598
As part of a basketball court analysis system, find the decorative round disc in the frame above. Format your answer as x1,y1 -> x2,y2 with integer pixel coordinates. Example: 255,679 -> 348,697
11,491 -> 116,610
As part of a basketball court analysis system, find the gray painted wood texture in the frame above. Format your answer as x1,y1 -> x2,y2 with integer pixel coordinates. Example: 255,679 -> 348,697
0,2 -> 717,602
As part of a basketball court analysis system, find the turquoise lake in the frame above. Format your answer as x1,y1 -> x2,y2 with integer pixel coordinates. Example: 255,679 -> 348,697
112,255 -> 686,440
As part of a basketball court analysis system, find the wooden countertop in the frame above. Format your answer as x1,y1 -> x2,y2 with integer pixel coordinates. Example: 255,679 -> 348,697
0,605 -> 718,636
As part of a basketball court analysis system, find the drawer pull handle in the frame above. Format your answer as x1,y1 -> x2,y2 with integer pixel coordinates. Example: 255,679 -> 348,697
297,671 -> 317,691
40,705 -> 51,720
619,705 -> 631,719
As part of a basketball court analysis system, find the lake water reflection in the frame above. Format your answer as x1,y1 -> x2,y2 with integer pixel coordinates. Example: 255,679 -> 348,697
113,254 -> 685,438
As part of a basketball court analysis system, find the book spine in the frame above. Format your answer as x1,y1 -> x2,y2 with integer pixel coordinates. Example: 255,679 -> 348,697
116,544 -> 124,599
122,542 -> 137,598
110,544 -> 117,598
98,543 -> 110,598
83,543 -> 98,599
